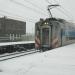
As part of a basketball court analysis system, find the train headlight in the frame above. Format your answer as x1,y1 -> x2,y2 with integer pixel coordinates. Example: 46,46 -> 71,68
45,22 -> 47,24
47,22 -> 48,24
44,22 -> 48,25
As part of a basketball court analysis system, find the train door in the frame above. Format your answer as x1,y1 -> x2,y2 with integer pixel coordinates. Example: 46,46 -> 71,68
41,26 -> 51,49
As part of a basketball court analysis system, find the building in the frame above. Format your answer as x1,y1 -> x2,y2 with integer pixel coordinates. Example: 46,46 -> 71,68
0,16 -> 26,42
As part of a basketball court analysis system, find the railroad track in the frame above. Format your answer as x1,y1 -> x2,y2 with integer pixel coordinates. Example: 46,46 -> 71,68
0,49 -> 40,61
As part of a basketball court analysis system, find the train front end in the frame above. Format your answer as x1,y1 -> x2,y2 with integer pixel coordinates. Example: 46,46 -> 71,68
35,19 -> 52,51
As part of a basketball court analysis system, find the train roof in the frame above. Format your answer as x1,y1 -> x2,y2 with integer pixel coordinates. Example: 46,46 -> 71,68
45,18 -> 66,23
36,18 -> 75,28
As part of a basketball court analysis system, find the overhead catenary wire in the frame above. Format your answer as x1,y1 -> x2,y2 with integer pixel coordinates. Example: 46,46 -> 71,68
23,0 -> 47,14
0,9 -> 37,23
45,0 -> 68,17
10,0 -> 48,16
45,0 -> 73,20
53,0 -> 74,18
49,0 -> 74,20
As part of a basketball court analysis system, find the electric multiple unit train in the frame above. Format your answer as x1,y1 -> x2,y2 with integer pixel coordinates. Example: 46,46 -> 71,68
0,17 -> 75,54
35,18 -> 75,51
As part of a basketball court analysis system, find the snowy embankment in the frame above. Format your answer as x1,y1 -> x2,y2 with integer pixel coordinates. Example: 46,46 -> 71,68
0,44 -> 75,75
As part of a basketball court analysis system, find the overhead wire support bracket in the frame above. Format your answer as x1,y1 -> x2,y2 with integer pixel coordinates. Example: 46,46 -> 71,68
48,4 -> 60,18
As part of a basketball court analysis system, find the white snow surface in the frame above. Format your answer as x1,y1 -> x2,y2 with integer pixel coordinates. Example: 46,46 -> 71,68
0,44 -> 75,75
0,41 -> 34,46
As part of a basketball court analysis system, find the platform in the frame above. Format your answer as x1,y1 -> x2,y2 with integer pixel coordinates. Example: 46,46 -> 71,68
0,44 -> 75,75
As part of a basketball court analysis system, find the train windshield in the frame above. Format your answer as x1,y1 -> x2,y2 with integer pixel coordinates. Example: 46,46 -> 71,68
41,27 -> 51,48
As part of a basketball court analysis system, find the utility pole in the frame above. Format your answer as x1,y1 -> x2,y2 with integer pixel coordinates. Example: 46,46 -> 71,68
48,4 -> 60,18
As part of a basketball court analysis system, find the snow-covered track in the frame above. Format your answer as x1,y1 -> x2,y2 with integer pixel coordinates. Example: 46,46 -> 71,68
0,49 -> 40,61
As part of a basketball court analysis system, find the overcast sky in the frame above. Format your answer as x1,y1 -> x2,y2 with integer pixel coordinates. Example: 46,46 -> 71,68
0,0 -> 75,33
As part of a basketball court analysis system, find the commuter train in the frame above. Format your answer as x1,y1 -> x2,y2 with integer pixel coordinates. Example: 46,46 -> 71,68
35,18 -> 75,51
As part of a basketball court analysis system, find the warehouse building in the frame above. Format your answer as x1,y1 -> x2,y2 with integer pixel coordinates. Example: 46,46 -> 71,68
0,16 -> 26,42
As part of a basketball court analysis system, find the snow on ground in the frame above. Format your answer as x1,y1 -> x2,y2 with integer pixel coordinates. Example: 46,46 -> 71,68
0,44 -> 75,75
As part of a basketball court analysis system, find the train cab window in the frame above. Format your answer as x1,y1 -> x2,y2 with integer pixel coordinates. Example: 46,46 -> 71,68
41,27 -> 51,48
42,28 -> 49,44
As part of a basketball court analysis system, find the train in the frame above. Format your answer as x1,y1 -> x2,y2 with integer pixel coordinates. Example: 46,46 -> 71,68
35,18 -> 75,51
1,17 -> 75,54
